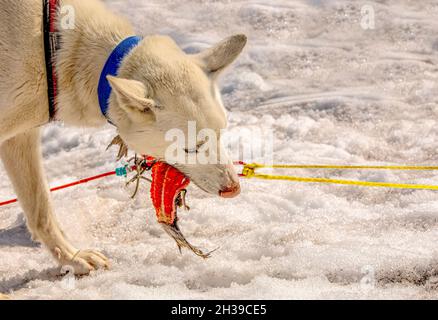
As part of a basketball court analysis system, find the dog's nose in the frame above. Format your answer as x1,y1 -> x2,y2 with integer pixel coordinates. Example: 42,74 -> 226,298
219,182 -> 241,198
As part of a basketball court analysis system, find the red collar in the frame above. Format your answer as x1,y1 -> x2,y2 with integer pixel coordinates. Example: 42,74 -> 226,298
43,0 -> 60,121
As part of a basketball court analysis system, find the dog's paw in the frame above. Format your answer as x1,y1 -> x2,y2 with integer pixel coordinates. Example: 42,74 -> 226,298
0,293 -> 10,300
56,248 -> 110,275
70,250 -> 110,275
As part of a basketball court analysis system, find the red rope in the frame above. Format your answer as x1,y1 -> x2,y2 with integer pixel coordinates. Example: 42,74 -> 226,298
0,198 -> 18,206
0,171 -> 117,207
0,161 -> 248,208
234,161 -> 247,177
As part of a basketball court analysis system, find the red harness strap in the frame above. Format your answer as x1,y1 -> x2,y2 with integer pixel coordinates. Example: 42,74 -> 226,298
43,0 -> 60,121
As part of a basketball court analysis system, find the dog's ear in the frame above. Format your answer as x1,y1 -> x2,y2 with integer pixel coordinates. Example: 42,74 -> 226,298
107,75 -> 157,121
194,34 -> 247,75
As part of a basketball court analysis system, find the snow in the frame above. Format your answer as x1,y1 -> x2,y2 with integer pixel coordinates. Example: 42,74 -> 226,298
2,0 -> 438,299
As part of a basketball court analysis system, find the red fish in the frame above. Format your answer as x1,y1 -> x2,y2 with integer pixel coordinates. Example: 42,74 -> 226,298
107,138 -> 215,257
150,161 -> 190,225
149,159 -> 215,258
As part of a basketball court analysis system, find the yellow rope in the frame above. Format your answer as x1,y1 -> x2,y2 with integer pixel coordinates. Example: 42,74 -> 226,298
245,163 -> 438,170
240,163 -> 438,191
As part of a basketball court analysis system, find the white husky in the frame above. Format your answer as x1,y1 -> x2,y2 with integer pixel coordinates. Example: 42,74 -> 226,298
0,0 -> 245,283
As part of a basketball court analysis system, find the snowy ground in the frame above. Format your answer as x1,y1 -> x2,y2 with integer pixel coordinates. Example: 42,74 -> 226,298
2,0 -> 438,299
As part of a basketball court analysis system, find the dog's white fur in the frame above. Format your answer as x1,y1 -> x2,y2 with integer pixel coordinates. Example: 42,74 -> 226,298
0,0 -> 246,287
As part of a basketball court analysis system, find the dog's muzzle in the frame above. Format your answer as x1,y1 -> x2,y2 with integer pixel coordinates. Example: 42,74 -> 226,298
219,182 -> 241,198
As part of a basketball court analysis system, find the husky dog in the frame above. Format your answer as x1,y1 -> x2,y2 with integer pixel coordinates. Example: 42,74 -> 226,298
0,0 -> 245,281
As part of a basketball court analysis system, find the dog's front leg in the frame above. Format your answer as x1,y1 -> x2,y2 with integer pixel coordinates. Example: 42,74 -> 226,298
0,128 -> 109,275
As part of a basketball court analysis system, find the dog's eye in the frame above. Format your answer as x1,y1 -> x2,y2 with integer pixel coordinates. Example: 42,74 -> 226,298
184,141 -> 206,154
184,148 -> 198,154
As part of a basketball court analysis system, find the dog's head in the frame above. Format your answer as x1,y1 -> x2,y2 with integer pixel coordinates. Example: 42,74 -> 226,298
107,34 -> 247,198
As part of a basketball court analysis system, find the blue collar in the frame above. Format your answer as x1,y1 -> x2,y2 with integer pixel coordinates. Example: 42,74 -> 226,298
98,36 -> 142,121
